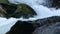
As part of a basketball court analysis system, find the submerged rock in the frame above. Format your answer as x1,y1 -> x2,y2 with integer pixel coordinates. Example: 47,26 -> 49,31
12,4 -> 37,18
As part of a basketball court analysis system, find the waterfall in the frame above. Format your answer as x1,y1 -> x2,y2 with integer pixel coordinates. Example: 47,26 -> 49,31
0,0 -> 60,34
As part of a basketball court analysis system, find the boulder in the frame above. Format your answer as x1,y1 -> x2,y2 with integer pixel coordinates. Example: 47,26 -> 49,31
6,21 -> 40,34
12,4 -> 37,18
0,5 -> 7,18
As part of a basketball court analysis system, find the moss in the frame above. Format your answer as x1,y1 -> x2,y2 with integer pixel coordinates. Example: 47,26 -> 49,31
0,2 -> 37,18
0,5 -> 7,18
0,3 -> 17,18
12,4 -> 37,18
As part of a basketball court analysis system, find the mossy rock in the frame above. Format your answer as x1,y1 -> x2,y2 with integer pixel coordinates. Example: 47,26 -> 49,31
0,3 -> 37,18
12,4 -> 37,18
0,5 -> 7,18
0,3 -> 17,18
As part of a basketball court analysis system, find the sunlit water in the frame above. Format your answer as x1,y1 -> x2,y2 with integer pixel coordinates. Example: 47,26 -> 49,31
0,0 -> 60,34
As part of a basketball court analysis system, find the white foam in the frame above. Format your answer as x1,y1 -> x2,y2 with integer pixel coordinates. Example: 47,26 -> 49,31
8,0 -> 60,21
0,0 -> 60,34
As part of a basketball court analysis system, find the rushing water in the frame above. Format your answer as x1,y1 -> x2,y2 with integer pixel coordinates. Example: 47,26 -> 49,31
0,0 -> 60,34
8,0 -> 60,20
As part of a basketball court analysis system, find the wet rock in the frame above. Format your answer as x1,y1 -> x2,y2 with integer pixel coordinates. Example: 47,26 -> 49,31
0,5 -> 7,18
32,16 -> 60,34
38,0 -> 60,9
51,0 -> 60,9
0,3 -> 37,18
54,28 -> 60,34
37,0 -> 52,8
33,22 -> 60,34
12,4 -> 37,18
35,16 -> 60,27
6,21 -> 40,34
5,16 -> 60,34
0,3 -> 17,18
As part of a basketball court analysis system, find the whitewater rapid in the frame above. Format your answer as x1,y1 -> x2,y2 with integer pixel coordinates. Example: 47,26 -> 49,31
0,0 -> 60,34
8,0 -> 60,21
